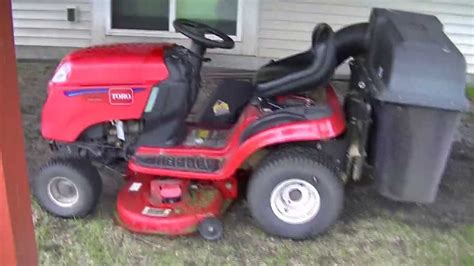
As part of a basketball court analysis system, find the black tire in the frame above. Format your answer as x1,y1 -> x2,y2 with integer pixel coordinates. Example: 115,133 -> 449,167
198,217 -> 223,241
32,157 -> 102,218
247,146 -> 343,239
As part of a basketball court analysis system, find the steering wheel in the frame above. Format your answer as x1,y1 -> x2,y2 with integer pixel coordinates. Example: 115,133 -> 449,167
173,19 -> 235,49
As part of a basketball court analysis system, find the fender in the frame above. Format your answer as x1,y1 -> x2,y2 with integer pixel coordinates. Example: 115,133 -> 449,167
129,86 -> 346,180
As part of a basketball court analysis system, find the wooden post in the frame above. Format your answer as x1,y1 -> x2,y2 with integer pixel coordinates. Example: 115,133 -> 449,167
0,0 -> 39,265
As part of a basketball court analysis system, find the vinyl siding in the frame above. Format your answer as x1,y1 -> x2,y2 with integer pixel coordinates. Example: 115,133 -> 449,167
12,0 -> 92,47
11,0 -> 474,74
258,0 -> 474,74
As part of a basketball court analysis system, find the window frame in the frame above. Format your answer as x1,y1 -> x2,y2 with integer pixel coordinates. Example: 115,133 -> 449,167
105,0 -> 243,41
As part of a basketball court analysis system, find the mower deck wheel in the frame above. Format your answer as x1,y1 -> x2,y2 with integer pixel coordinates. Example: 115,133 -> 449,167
33,157 -> 102,218
198,217 -> 223,241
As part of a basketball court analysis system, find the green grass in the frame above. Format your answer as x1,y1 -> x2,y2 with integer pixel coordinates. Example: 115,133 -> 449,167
465,225 -> 474,243
467,85 -> 474,101
33,200 -> 474,265
460,225 -> 474,265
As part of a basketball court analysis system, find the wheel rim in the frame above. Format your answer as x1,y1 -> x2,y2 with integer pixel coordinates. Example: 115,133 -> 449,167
47,176 -> 79,208
270,178 -> 321,224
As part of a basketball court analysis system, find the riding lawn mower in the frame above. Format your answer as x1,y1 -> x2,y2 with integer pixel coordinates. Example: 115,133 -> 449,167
33,8 -> 468,240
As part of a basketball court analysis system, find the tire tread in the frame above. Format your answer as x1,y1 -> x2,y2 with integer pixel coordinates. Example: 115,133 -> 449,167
33,157 -> 102,217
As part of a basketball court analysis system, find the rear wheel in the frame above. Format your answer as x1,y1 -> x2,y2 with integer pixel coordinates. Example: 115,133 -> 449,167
33,157 -> 102,218
247,147 -> 343,239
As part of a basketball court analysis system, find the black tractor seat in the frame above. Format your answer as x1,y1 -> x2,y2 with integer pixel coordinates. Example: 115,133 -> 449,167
254,24 -> 337,97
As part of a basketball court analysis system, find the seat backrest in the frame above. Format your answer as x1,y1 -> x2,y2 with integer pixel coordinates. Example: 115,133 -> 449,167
255,24 -> 337,97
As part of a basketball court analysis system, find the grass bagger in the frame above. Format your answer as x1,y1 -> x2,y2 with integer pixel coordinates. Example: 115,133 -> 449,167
33,8 -> 468,240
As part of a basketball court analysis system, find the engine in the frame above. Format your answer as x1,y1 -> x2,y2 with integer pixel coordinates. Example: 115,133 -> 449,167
52,120 -> 143,163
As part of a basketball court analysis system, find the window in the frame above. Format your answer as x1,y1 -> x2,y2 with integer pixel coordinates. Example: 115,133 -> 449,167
110,0 -> 240,37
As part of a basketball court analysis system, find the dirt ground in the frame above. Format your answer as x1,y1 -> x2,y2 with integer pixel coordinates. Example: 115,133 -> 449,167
18,60 -> 474,265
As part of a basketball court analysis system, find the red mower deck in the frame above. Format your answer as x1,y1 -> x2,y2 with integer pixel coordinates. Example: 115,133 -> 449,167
116,174 -> 238,235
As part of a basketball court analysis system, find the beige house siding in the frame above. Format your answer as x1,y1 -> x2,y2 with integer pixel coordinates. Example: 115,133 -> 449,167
11,0 -> 474,75
258,0 -> 474,74
12,0 -> 92,47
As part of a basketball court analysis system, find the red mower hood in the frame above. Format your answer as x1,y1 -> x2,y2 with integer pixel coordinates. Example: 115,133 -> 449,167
52,43 -> 172,86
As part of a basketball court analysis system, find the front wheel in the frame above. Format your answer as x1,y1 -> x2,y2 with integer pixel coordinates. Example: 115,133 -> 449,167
247,147 -> 343,239
32,157 -> 102,218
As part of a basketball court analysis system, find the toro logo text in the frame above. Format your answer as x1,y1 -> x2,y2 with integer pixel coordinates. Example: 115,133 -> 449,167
109,88 -> 134,105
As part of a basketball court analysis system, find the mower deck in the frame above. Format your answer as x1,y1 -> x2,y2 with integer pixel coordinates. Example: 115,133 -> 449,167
116,174 -> 236,236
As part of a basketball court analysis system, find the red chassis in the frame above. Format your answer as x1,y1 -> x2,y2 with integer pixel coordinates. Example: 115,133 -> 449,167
116,86 -> 345,235
130,86 -> 344,180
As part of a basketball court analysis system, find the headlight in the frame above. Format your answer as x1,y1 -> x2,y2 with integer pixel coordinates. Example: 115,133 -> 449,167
51,63 -> 71,83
